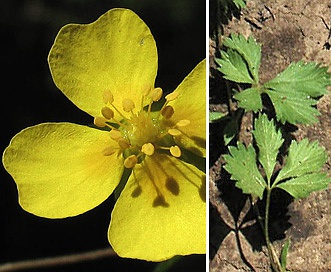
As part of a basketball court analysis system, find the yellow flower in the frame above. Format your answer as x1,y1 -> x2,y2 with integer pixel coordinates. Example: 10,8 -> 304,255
2,8 -> 206,261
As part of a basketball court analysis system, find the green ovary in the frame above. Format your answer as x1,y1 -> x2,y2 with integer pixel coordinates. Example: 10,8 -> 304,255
123,111 -> 162,148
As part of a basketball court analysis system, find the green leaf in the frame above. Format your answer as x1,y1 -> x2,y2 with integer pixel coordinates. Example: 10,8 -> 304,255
233,0 -> 246,9
223,118 -> 238,145
266,89 -> 320,124
264,61 -> 331,124
276,172 -> 330,199
223,143 -> 266,199
222,34 -> 261,83
265,61 -> 331,97
253,114 -> 284,182
280,239 -> 290,270
275,139 -> 328,183
216,49 -> 254,84
274,138 -> 330,198
234,87 -> 263,112
209,111 -> 226,122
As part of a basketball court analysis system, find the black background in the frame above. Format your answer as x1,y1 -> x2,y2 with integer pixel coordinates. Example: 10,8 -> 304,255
0,0 -> 206,271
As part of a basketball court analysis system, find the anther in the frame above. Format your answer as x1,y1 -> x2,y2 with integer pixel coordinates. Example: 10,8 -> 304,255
170,145 -> 181,157
168,128 -> 182,136
149,87 -> 163,102
103,90 -> 114,104
102,147 -> 117,156
109,129 -> 122,140
118,138 -> 130,149
124,155 -> 138,168
161,105 -> 174,119
141,143 -> 155,156
176,119 -> 190,127
165,91 -> 179,101
101,106 -> 114,119
123,98 -> 135,112
143,85 -> 152,96
94,117 -> 107,127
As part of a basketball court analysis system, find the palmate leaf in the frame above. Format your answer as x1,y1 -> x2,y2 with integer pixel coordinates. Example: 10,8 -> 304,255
216,34 -> 261,84
223,143 -> 266,199
224,114 -> 330,200
253,114 -> 284,182
264,61 -> 331,124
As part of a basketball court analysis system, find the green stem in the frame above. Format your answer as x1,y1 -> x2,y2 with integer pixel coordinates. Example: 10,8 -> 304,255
264,188 -> 284,272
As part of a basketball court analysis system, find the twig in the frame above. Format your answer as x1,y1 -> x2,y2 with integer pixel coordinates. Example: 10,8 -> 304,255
0,248 -> 117,272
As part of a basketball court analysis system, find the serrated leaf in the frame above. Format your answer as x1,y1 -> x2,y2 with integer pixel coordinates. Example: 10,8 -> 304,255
265,61 -> 331,97
253,114 -> 284,181
234,87 -> 263,112
275,139 -> 328,184
276,172 -> 330,199
266,89 -> 320,124
264,61 -> 331,124
222,34 -> 261,83
216,50 -> 254,84
223,143 -> 266,199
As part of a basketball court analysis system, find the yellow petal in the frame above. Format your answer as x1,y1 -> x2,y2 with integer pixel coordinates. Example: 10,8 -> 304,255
108,153 -> 206,261
167,59 -> 206,157
2,123 -> 124,218
48,8 -> 157,118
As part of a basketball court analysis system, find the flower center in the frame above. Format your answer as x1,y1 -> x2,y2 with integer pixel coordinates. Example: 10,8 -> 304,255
123,111 -> 161,148
94,87 -> 190,169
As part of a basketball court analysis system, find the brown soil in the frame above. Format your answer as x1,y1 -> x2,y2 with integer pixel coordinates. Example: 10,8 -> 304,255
209,0 -> 331,271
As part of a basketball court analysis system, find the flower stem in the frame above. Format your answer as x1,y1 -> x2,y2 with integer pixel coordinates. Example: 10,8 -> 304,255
264,188 -> 284,272
0,248 -> 116,272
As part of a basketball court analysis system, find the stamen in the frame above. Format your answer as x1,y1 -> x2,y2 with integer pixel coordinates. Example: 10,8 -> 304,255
170,145 -> 181,157
103,90 -> 114,104
109,129 -> 122,140
123,98 -> 135,112
109,103 -> 127,120
142,85 -> 152,96
124,155 -> 138,168
102,147 -> 117,156
168,128 -> 182,136
176,119 -> 190,127
101,107 -> 114,119
165,91 -> 179,101
149,87 -> 163,102
118,138 -> 130,149
94,117 -> 107,127
141,143 -> 155,156
161,105 -> 174,119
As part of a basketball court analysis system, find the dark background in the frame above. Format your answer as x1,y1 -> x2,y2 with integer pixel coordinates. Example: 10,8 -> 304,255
0,0 -> 206,271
